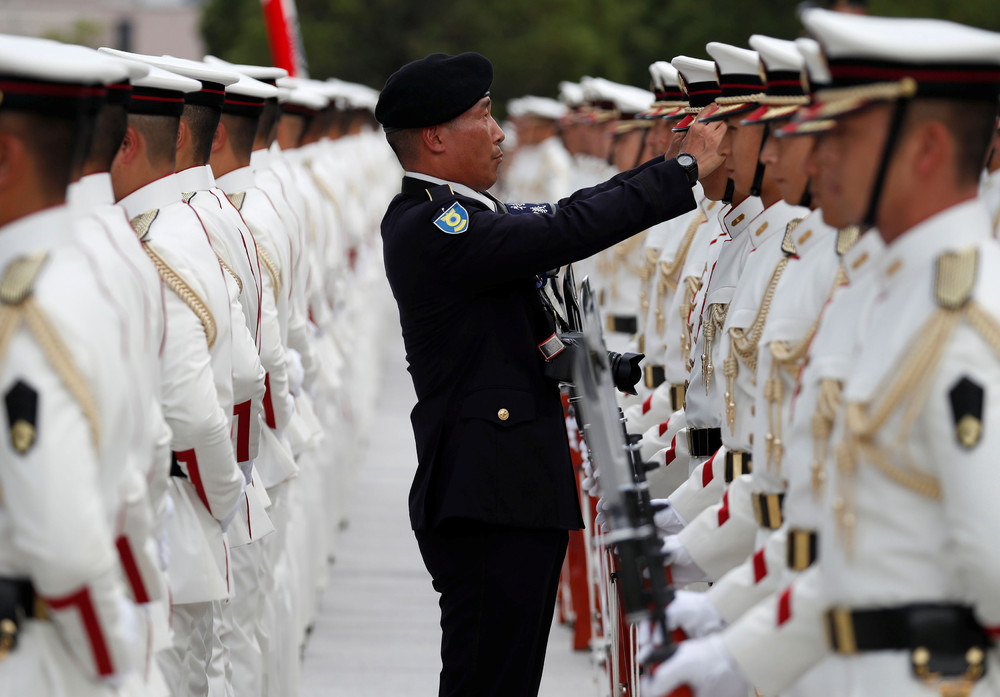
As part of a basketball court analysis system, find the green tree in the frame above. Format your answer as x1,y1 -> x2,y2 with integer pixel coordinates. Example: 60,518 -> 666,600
200,0 -> 1000,116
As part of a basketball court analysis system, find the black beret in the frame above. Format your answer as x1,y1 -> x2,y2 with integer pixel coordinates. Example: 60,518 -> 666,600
375,52 -> 493,131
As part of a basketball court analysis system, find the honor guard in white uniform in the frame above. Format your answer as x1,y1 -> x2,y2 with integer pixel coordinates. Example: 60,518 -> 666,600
236,64 -> 316,697
211,70 -> 298,697
64,49 -> 175,697
501,96 -> 574,204
645,10 -> 1000,697
0,34 -> 141,697
664,39 -> 816,584
669,53 -> 763,519
659,36 -> 844,648
107,63 -> 247,697
624,60 -> 721,441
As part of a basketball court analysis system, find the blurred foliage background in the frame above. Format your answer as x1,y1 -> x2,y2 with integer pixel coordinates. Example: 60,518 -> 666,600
201,0 -> 1000,115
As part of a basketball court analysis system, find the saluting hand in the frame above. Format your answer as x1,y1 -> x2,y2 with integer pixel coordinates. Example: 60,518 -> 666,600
678,120 -> 726,181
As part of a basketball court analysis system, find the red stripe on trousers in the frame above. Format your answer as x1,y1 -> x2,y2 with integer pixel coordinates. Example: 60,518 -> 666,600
233,399 -> 252,462
175,448 -> 211,513
262,373 -> 276,429
115,535 -> 150,603
44,586 -> 115,676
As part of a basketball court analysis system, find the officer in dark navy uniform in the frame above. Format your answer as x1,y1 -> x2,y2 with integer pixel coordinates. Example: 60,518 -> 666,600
375,51 -> 724,697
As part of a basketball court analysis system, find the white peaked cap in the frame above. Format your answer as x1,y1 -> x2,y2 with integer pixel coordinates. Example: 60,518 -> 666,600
558,81 -> 585,107
795,38 -> 831,88
203,54 -> 288,82
749,35 -> 804,74
129,64 -> 201,94
277,76 -> 329,110
98,47 -> 238,87
801,7 -> 1000,67
649,61 -> 680,92
671,56 -> 717,86
227,72 -> 279,100
508,95 -> 567,120
705,42 -> 760,77
0,34 -> 127,84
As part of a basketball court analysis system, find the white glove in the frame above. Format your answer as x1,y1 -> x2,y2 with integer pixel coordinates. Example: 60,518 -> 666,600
652,499 -> 687,536
595,497 -> 606,527
641,635 -> 749,697
286,348 -> 304,396
662,535 -> 710,585
667,590 -> 725,638
582,469 -> 600,497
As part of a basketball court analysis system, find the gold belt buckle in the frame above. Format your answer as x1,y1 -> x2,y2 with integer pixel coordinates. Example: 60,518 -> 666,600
788,529 -> 814,571
912,646 -> 984,697
670,383 -> 686,411
826,606 -> 858,654
0,618 -> 16,662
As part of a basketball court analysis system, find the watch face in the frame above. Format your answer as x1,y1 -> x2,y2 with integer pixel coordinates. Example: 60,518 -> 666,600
678,154 -> 694,168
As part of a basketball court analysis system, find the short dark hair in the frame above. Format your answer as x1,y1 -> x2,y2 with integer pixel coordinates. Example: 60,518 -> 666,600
181,104 -> 222,165
0,110 -> 80,199
86,103 -> 127,172
221,112 -> 259,161
130,113 -> 179,169
904,99 -> 998,185
386,127 -> 420,167
256,99 -> 280,146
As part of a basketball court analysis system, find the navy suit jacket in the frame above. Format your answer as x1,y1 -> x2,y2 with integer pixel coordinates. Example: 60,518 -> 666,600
381,155 -> 696,530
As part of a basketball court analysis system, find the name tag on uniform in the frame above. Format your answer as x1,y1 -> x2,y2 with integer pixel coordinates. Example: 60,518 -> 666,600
433,202 -> 469,234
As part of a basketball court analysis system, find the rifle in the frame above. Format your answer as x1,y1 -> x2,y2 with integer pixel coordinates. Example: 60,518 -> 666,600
565,273 -> 678,669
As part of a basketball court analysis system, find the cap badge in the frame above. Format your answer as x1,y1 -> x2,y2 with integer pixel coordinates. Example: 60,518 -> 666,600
433,202 -> 469,234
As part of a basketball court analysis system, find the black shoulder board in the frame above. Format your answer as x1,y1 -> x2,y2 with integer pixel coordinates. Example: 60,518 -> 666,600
5,380 -> 38,455
949,376 -> 984,449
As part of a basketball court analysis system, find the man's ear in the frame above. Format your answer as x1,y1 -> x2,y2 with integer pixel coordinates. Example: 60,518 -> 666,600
211,119 -> 226,154
176,118 -> 189,153
909,119 -> 951,180
116,124 -> 141,166
421,125 -> 447,154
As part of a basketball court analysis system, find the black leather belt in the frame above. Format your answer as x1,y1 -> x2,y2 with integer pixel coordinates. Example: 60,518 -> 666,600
787,528 -> 817,570
170,452 -> 187,479
724,450 -> 752,483
669,383 -> 686,412
606,314 -> 638,334
752,492 -> 784,529
644,365 -> 666,389
0,577 -> 47,657
825,603 -> 991,684
687,427 -> 722,457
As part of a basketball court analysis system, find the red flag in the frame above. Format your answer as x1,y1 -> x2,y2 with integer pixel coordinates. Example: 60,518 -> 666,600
261,0 -> 309,77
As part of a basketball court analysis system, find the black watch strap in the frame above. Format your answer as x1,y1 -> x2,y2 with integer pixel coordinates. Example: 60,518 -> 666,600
677,152 -> 698,186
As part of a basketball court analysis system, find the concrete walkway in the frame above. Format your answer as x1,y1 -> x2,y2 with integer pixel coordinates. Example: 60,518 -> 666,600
299,328 -> 603,697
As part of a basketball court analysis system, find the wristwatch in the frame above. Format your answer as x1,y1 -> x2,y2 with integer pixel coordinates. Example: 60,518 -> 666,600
676,152 -> 699,186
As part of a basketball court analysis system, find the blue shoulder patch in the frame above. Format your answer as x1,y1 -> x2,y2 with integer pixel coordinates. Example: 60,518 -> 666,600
433,202 -> 470,234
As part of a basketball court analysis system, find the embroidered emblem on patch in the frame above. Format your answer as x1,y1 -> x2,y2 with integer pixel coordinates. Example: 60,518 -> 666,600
433,202 -> 469,234
506,202 -> 555,216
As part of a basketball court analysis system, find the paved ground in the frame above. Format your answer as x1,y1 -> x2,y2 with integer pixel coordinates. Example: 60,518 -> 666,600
299,329 -> 603,697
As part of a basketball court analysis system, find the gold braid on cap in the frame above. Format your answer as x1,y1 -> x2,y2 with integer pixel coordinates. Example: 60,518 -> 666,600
714,93 -> 767,106
131,210 -> 217,349
814,77 -> 918,118
0,252 -> 100,448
